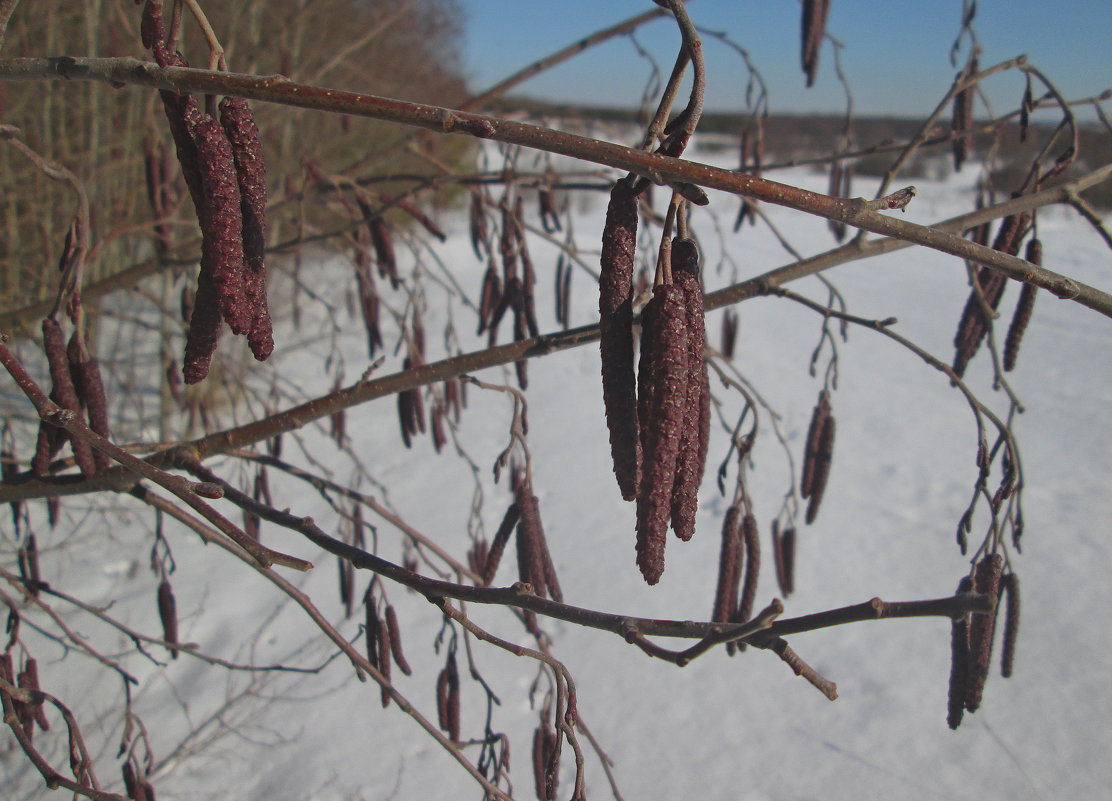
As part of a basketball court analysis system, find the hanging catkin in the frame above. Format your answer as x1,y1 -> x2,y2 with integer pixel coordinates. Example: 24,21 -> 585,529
599,178 -> 642,501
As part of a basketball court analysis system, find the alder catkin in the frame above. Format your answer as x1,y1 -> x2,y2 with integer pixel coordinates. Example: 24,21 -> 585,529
1000,573 -> 1020,678
669,238 -> 709,542
376,612 -> 392,707
774,524 -> 797,597
364,593 -> 380,668
384,605 -> 413,676
965,554 -> 1004,712
800,390 -> 830,500
736,513 -> 761,628
951,58 -> 977,171
40,318 -> 96,477
711,505 -> 743,624
635,284 -> 689,584
66,331 -> 112,471
157,579 -> 179,659
482,503 -> 520,586
805,414 -> 835,525
801,0 -> 830,87
445,651 -> 461,742
219,95 -> 273,361
947,576 -> 974,730
599,178 -> 642,501
1003,238 -> 1041,372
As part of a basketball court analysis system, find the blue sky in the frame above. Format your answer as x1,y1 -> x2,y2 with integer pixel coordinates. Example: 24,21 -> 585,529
460,1 -> 1112,117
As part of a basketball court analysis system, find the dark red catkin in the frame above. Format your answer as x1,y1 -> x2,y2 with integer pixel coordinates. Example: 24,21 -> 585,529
721,308 -> 738,360
122,760 -> 151,801
1003,238 -> 1041,372
773,524 -> 797,597
801,0 -> 830,87
1000,573 -> 1020,678
951,212 -> 1032,378
532,723 -> 559,801
18,533 -> 42,596
951,58 -> 977,172
477,259 -> 503,335
599,177 -> 642,501
468,539 -> 488,577
482,503 -> 521,586
157,579 -> 179,659
369,216 -> 400,290
219,95 -> 273,361
711,504 -> 743,626
384,605 -> 413,676
18,658 -> 50,731
947,575 -> 974,730
736,512 -> 761,630
468,189 -> 489,260
805,413 -> 835,525
376,611 -> 392,707
635,283 -> 689,584
445,651 -> 461,741
186,103 -> 252,337
965,553 -> 1004,712
354,244 -> 384,358
800,390 -> 830,500
522,491 -> 563,603
364,592 -> 380,668
514,491 -> 549,602
37,318 -> 96,477
669,238 -> 709,542
66,330 -> 112,471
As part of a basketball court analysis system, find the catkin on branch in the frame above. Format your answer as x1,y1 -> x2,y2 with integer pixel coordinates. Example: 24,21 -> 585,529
800,390 -> 831,500
669,238 -> 709,542
376,612 -> 392,707
736,513 -> 761,629
711,505 -> 743,625
66,331 -> 112,471
364,591 -> 380,668
1000,573 -> 1020,678
774,524 -> 797,597
635,284 -> 689,584
801,0 -> 830,87
805,414 -> 835,525
599,178 -> 642,501
157,579 -> 179,659
947,576 -> 974,730
1003,239 -> 1041,372
965,554 -> 1003,712
384,605 -> 413,676
445,651 -> 461,742
482,503 -> 520,586
38,319 -> 96,477
219,95 -> 273,361
721,308 -> 738,360
951,58 -> 977,171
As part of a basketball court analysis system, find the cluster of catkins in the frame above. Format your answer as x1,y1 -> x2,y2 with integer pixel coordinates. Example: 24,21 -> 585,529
364,589 -> 413,708
947,554 -> 1020,729
32,317 -> 111,477
951,211 -> 1037,378
1,651 -> 51,744
141,2 -> 272,383
599,178 -> 710,585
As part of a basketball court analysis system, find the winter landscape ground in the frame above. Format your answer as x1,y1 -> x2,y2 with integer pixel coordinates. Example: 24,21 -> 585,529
3,141 -> 1111,801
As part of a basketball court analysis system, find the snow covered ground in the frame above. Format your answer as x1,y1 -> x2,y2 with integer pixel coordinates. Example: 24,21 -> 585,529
5,153 -> 1111,801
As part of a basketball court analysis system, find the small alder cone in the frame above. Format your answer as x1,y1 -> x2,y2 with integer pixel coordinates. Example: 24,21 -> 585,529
599,177 -> 642,501
801,0 -> 830,87
965,553 -> 1004,712
635,284 -> 689,585
947,575 -> 974,730
1003,238 -> 1042,372
669,238 -> 710,542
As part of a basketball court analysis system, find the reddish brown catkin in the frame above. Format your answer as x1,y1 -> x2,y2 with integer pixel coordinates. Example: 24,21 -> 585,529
482,503 -> 521,586
805,413 -> 835,525
436,666 -> 450,730
19,658 -> 49,731
186,104 -> 252,337
370,216 -> 400,290
219,95 -> 273,361
39,319 -> 96,477
445,651 -> 461,742
354,250 -> 384,357
951,58 -> 977,172
384,605 -> 413,676
951,212 -> 1032,377
157,579 -> 179,659
66,331 -> 112,471
712,505 -> 743,625
721,308 -> 738,360
736,512 -> 761,629
947,575 -> 974,730
800,390 -> 830,499
376,613 -> 392,707
965,553 -> 1004,712
525,493 -> 563,603
670,238 -> 709,542
1000,573 -> 1020,678
515,493 -> 549,601
364,593 -> 380,668
599,177 -> 642,501
635,284 -> 689,585
1003,238 -> 1042,372
801,0 -> 830,87
774,526 -> 797,596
